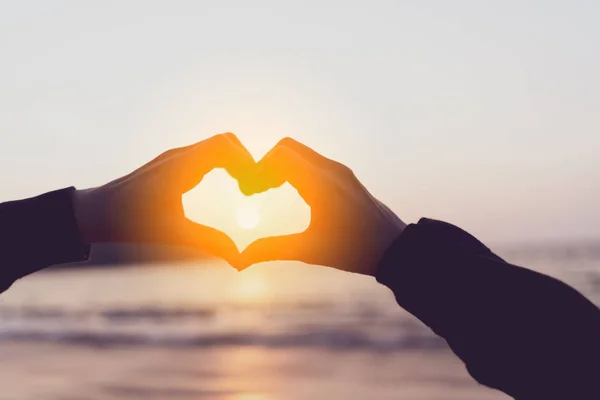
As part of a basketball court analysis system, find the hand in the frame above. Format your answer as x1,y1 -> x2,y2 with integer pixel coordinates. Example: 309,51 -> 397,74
239,138 -> 407,276
73,133 -> 254,267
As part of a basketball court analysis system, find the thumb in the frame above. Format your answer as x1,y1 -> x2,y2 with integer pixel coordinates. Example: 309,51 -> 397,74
239,233 -> 307,270
178,221 -> 242,269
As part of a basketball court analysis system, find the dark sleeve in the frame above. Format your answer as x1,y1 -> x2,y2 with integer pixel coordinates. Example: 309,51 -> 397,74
376,218 -> 600,400
0,187 -> 91,293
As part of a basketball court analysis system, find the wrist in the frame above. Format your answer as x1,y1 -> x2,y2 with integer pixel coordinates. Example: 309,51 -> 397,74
366,220 -> 407,277
73,187 -> 103,243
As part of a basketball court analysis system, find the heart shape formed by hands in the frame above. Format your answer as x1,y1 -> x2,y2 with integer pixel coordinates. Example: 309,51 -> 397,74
79,133 -> 404,276
174,135 -> 403,275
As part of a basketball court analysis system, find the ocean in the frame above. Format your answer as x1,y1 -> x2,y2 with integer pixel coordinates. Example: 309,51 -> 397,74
0,242 -> 599,399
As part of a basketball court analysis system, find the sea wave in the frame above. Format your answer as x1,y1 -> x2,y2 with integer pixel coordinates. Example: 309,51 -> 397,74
0,304 -> 444,351
0,327 -> 446,351
0,302 -> 337,322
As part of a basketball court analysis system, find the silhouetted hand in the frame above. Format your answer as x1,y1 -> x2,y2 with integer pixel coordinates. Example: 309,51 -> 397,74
73,133 -> 254,266
239,138 -> 407,276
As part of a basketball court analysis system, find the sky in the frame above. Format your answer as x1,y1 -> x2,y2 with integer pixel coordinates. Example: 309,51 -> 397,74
1,0 -> 599,246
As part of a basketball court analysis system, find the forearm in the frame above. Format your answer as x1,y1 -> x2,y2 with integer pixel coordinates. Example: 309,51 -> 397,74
377,218 -> 600,399
0,187 -> 91,293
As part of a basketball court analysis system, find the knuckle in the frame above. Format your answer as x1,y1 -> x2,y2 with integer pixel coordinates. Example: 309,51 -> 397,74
277,136 -> 297,148
216,132 -> 230,142
222,132 -> 238,142
155,147 -> 181,163
162,148 -> 178,158
272,144 -> 294,161
336,163 -> 356,178
208,133 -> 231,150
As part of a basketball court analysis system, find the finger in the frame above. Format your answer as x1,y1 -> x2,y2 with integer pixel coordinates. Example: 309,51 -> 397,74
107,143 -> 198,186
238,233 -> 307,270
222,132 -> 244,149
146,143 -> 198,169
276,137 -> 332,167
220,132 -> 256,180
202,132 -> 256,181
179,221 -> 242,269
276,137 -> 350,174
241,144 -> 319,202
175,133 -> 256,193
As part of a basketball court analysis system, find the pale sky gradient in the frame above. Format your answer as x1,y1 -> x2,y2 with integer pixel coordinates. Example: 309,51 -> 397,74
1,1 -> 599,246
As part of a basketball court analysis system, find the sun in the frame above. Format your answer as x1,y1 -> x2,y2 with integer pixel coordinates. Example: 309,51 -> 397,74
236,206 -> 260,230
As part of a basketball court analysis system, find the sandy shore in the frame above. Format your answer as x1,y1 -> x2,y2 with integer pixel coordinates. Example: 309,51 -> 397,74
0,341 -> 508,400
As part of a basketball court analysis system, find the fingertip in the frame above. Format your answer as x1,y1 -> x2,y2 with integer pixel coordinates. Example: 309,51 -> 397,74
238,169 -> 284,196
238,248 -> 259,269
234,263 -> 252,272
204,229 -> 241,263
217,133 -> 258,186
239,237 -> 282,267
222,132 -> 241,146
228,257 -> 246,271
238,181 -> 256,196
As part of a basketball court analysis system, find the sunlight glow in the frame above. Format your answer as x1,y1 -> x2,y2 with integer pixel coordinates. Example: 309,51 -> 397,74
234,272 -> 269,302
229,395 -> 269,400
236,206 -> 260,230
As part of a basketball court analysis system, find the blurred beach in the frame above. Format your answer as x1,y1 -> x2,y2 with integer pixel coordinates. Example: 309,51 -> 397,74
1,243 -> 599,400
